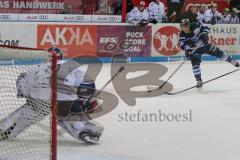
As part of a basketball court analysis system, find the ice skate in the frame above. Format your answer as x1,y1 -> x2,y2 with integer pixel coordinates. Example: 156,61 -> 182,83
196,79 -> 203,91
230,60 -> 239,67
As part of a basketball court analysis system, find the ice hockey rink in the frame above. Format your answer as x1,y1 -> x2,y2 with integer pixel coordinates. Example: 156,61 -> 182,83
58,61 -> 240,160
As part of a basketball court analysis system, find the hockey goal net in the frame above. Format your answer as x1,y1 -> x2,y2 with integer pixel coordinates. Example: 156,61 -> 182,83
0,45 -> 57,160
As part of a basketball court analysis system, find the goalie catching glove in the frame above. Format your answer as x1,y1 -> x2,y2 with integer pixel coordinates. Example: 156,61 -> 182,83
67,96 -> 103,115
81,98 -> 103,114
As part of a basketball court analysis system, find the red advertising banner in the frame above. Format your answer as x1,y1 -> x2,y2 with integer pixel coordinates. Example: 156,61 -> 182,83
0,0 -> 64,14
0,0 -> 98,14
37,24 -> 97,57
97,25 -> 152,57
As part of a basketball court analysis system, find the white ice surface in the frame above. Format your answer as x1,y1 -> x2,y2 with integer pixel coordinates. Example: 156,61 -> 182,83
58,61 -> 240,160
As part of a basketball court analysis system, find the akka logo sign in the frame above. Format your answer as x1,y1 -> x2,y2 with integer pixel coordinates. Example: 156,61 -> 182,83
153,26 -> 181,56
37,25 -> 97,57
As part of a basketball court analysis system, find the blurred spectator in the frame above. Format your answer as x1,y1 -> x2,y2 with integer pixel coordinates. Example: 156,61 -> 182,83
230,0 -> 240,20
61,4 -> 74,14
230,0 -> 240,10
96,0 -> 115,14
127,1 -> 149,26
197,4 -> 206,23
114,0 -> 133,15
227,8 -> 240,24
181,4 -> 198,23
203,2 -> 222,24
114,0 -> 122,14
127,0 -> 134,13
219,8 -> 230,24
167,0 -> 184,23
148,0 -> 167,24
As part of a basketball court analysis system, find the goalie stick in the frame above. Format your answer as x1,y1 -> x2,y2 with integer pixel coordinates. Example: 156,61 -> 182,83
165,68 -> 240,95
76,65 -> 125,117
87,65 -> 125,101
83,54 -> 128,115
87,53 -> 128,101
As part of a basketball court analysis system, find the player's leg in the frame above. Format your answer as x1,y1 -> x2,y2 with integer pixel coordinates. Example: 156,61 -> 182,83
190,53 -> 203,89
205,44 -> 239,67
0,98 -> 49,140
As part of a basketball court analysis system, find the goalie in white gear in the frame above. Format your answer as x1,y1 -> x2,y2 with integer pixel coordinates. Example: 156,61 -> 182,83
0,47 -> 104,143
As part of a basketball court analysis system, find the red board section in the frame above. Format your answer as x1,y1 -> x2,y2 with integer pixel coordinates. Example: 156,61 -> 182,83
37,24 -> 97,57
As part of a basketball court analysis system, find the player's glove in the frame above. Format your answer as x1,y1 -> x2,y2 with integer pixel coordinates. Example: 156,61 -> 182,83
185,48 -> 194,60
139,19 -> 149,27
162,15 -> 168,23
150,18 -> 157,24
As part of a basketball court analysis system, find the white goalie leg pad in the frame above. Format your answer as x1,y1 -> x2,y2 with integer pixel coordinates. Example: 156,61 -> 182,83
58,119 -> 104,143
0,103 -> 48,140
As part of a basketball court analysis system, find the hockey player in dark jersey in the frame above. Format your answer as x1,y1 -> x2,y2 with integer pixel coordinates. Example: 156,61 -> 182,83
179,19 -> 239,89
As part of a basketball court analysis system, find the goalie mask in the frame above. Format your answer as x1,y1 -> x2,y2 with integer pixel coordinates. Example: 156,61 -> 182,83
48,47 -> 63,60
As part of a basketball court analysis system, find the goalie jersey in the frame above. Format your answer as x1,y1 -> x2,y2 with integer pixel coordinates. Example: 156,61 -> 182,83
16,60 -> 93,101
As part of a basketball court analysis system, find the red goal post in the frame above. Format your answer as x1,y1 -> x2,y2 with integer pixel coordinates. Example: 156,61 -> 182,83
0,45 -> 57,160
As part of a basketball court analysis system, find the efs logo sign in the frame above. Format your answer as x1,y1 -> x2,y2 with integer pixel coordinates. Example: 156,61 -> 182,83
153,26 -> 181,56
37,25 -> 97,57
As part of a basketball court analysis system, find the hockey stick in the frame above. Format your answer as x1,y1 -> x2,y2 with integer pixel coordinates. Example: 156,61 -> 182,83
147,58 -> 186,93
87,53 -> 129,100
147,42 -> 204,93
165,68 -> 240,95
87,65 -> 125,101
80,65 -> 125,115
